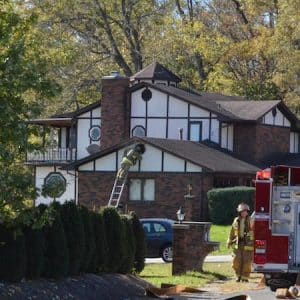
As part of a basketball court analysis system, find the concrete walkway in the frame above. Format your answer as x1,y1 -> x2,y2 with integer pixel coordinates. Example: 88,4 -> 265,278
146,255 -> 232,264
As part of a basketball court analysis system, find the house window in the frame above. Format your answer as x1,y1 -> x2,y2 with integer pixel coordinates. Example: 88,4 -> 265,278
42,172 -> 66,198
189,121 -> 202,142
89,125 -> 101,141
132,125 -> 146,137
129,179 -> 155,201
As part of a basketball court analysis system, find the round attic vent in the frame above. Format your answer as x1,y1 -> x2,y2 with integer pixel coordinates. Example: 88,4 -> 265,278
142,88 -> 152,101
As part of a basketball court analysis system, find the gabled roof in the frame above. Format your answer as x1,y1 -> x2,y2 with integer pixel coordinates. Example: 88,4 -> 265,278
217,100 -> 280,121
52,101 -> 100,118
68,137 -> 259,174
132,62 -> 181,83
27,101 -> 100,127
260,152 -> 300,169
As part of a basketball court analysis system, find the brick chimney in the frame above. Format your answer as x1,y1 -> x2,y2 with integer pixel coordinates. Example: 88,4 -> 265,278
101,72 -> 130,149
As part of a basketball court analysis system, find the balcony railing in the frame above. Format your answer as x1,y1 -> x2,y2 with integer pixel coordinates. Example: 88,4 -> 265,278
27,147 -> 76,162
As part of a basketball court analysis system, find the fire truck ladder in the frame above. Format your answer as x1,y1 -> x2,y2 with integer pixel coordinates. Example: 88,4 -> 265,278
107,173 -> 128,208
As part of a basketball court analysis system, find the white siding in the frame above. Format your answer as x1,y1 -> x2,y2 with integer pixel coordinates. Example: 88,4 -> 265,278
35,166 -> 76,205
76,107 -> 101,159
140,145 -> 162,171
211,119 -> 220,143
190,105 -> 210,117
147,89 -> 167,117
77,118 -> 90,158
263,107 -> 290,127
95,153 -> 117,171
290,132 -> 299,153
168,119 -> 187,140
169,96 -> 188,117
147,119 -> 167,138
130,87 -> 220,144
79,161 -> 94,171
163,153 -> 185,172
186,162 -> 202,172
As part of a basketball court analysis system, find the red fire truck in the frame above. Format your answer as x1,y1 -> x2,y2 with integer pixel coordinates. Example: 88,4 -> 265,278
253,165 -> 300,291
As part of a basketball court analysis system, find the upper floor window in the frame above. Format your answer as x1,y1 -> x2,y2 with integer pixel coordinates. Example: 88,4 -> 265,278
189,121 -> 202,142
132,125 -> 146,137
89,125 -> 101,141
290,132 -> 299,153
129,179 -> 155,202
142,88 -> 152,101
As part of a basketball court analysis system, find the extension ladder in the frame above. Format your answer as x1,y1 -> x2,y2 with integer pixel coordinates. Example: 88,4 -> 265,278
107,173 -> 128,207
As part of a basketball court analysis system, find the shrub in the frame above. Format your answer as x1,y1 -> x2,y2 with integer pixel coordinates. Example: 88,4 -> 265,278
118,216 -> 136,274
130,212 -> 146,273
79,206 -> 96,273
41,202 -> 69,278
208,186 -> 255,225
91,211 -> 108,273
60,201 -> 85,275
0,224 -> 26,282
102,207 -> 126,273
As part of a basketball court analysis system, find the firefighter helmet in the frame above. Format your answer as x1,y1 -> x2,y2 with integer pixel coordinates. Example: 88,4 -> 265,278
237,203 -> 250,212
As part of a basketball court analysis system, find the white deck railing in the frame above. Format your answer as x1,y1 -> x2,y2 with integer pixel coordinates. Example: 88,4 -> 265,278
27,148 -> 76,162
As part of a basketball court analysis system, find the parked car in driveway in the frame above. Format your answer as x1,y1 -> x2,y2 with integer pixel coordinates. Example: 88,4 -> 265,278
140,218 -> 175,262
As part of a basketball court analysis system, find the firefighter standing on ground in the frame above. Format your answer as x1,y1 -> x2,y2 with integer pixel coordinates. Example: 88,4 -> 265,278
117,144 -> 145,179
227,203 -> 254,282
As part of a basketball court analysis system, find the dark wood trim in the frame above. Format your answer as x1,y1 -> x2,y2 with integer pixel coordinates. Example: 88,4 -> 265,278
161,151 -> 164,172
89,110 -> 93,144
166,95 -> 169,138
184,160 -> 187,172
131,116 -> 215,120
209,112 -> 212,141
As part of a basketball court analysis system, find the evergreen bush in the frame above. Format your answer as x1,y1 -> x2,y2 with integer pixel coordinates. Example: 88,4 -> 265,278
79,206 -> 96,272
102,207 -> 126,273
208,186 -> 255,225
91,211 -> 108,273
41,202 -> 69,278
118,216 -> 136,274
130,212 -> 146,273
0,224 -> 26,282
60,201 -> 85,275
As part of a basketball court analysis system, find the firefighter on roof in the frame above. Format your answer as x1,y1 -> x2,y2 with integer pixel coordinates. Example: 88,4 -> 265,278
117,143 -> 145,179
227,203 -> 254,282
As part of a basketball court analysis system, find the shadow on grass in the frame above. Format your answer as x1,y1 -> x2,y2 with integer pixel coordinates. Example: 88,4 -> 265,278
201,271 -> 228,280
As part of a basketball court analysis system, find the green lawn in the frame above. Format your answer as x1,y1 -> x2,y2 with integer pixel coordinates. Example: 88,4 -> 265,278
140,262 -> 234,287
209,225 -> 231,255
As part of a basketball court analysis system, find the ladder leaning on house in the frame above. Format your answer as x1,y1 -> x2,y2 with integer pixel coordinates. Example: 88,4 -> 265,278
107,173 -> 128,208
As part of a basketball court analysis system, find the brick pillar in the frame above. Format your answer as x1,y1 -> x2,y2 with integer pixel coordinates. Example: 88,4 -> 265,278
184,194 -> 196,221
101,73 -> 130,149
172,222 -> 219,275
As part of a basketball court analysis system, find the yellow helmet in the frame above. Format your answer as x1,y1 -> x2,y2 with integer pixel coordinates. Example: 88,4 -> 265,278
237,203 -> 250,212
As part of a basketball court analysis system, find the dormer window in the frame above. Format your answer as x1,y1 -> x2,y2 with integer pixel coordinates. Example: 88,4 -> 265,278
89,125 -> 101,141
132,125 -> 146,137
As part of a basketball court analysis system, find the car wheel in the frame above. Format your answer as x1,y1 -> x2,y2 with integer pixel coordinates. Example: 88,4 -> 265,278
161,245 -> 172,262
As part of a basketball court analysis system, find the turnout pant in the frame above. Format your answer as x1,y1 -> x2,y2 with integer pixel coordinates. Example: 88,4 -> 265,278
232,246 -> 253,280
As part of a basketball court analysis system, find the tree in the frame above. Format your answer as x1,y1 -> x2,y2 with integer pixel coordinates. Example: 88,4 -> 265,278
0,1 -> 60,212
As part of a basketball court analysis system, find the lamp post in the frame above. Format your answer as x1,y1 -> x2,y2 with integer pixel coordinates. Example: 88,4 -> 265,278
176,206 -> 185,224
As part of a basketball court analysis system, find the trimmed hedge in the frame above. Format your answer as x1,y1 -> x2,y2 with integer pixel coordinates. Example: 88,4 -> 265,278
60,201 -> 85,275
0,225 -> 26,282
0,204 -> 146,282
208,186 -> 255,225
102,207 -> 126,273
130,212 -> 146,273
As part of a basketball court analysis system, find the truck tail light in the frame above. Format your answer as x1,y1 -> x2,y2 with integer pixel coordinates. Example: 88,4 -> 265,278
255,240 -> 267,254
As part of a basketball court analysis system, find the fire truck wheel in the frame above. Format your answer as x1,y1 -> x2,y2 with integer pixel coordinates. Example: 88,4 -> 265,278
267,278 -> 293,292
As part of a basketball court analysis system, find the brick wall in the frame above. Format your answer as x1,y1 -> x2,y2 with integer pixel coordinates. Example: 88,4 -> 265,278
78,172 -> 212,221
234,123 -> 290,166
255,124 -> 289,165
100,77 -> 130,149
